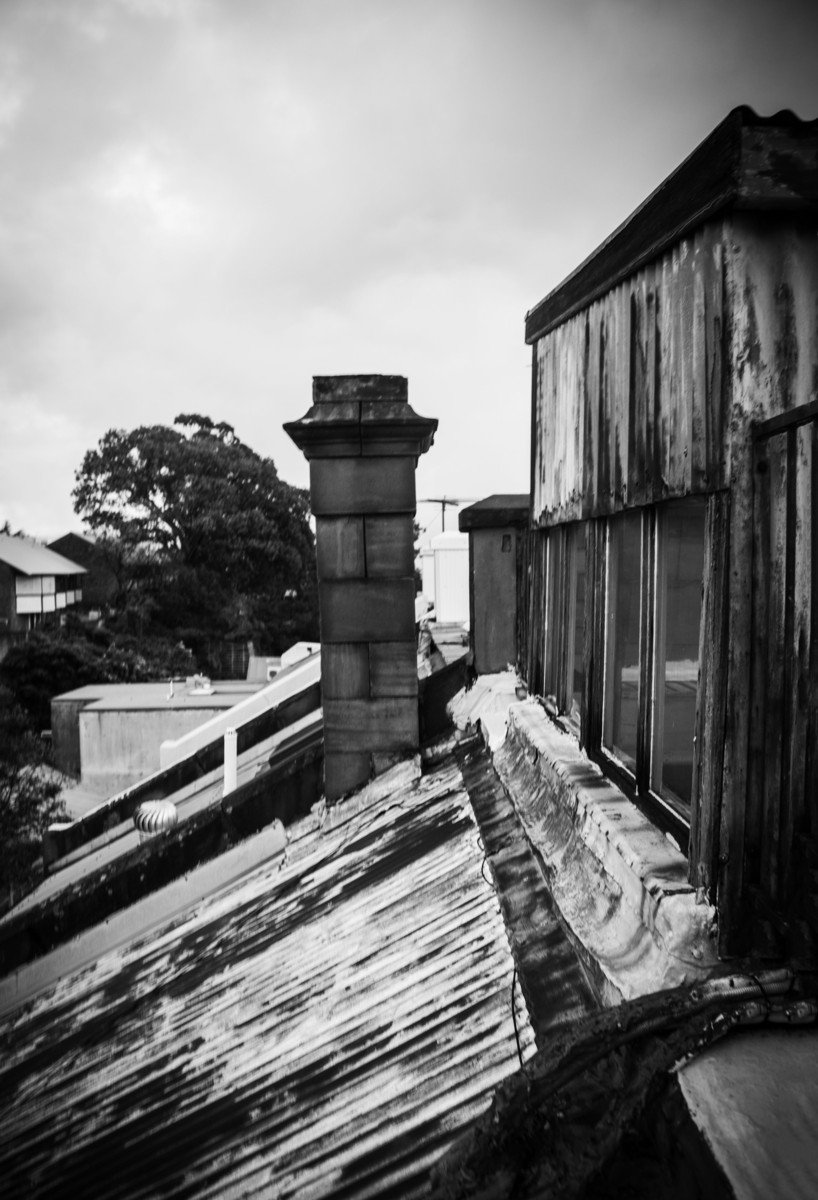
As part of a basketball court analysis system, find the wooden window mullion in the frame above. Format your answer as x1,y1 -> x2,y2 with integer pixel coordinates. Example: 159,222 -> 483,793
637,508 -> 655,796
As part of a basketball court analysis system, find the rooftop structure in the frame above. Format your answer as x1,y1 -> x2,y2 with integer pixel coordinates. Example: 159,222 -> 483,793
285,374 -> 437,801
51,677 -> 269,794
517,105 -> 818,961
525,105 -> 818,343
459,495 -> 529,675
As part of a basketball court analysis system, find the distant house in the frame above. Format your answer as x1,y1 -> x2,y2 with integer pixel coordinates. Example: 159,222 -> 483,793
47,531 -> 117,611
0,534 -> 86,636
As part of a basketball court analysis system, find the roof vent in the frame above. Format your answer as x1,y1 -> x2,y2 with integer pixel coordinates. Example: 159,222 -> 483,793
133,799 -> 179,841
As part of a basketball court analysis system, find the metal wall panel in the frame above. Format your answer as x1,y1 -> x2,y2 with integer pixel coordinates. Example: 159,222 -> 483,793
532,222 -> 727,526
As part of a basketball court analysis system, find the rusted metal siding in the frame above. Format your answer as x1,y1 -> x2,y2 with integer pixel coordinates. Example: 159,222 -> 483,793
0,759 -> 534,1199
525,209 -> 818,958
730,414 -> 817,959
717,215 -> 818,955
533,221 -> 727,526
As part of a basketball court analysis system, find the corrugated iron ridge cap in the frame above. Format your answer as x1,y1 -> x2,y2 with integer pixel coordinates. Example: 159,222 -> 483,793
524,105 -> 818,344
0,533 -> 87,576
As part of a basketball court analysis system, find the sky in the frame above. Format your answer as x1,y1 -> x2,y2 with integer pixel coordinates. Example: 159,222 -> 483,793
1,0 -> 817,542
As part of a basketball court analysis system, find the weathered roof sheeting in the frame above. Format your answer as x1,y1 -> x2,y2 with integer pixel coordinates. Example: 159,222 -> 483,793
530,119 -> 818,528
0,534 -> 86,576
532,222 -> 727,525
0,759 -> 535,1199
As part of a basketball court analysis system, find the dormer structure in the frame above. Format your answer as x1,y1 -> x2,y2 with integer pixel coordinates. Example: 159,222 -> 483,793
521,107 -> 818,959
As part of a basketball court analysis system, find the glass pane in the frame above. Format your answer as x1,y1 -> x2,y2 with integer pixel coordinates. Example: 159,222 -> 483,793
653,502 -> 705,810
568,528 -> 586,723
603,512 -> 642,772
543,529 -> 563,700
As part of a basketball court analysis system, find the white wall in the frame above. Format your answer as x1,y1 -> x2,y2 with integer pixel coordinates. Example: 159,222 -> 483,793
432,532 -> 469,623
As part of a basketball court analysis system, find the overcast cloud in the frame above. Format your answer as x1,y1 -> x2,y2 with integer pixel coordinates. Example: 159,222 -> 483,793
1,0 -> 817,538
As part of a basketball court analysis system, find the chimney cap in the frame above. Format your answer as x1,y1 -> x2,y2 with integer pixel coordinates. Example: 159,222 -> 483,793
312,375 -> 407,403
284,374 -> 437,460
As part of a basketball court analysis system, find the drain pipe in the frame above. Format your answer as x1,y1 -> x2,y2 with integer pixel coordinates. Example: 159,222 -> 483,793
223,727 -> 237,796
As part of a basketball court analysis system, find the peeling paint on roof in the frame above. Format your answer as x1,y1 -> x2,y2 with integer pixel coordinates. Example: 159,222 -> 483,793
0,758 -> 535,1199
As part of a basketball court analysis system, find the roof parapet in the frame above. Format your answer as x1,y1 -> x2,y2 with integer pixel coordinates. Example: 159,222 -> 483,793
525,106 -> 818,343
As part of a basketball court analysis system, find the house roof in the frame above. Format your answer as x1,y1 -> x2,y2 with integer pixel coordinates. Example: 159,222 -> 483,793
525,106 -> 818,343
0,712 -> 319,938
47,531 -> 96,548
0,756 -> 536,1199
0,534 -> 86,577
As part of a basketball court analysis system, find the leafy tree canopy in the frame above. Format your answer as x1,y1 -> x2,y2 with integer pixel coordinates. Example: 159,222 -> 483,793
0,628 -> 195,729
73,415 -> 317,651
0,705 -> 66,909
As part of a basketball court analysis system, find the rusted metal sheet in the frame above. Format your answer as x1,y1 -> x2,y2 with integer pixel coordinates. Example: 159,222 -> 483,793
525,111 -> 818,962
716,216 -> 818,957
0,759 -> 535,1199
723,408 -> 818,959
532,222 -> 728,527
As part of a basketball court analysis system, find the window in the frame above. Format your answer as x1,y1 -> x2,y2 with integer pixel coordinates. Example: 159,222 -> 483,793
567,526 -> 586,727
15,576 -> 41,596
651,503 -> 706,813
599,498 -> 706,828
542,522 -> 586,735
602,511 -> 642,774
534,498 -> 707,840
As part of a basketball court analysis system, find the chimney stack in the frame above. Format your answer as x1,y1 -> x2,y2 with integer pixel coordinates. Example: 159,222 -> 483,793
285,376 -> 437,801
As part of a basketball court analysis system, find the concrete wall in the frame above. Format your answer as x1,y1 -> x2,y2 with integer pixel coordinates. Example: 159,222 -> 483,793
52,695 -> 103,778
432,533 -> 469,624
471,527 -> 519,674
79,706 -> 231,792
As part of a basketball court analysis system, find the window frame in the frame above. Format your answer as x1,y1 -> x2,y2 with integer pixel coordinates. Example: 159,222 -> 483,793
646,499 -> 707,825
538,498 -> 709,852
541,520 -> 587,741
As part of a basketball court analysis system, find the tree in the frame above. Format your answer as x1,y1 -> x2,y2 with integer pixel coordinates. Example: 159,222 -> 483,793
0,628 -> 195,730
0,706 -> 67,909
73,415 -> 318,652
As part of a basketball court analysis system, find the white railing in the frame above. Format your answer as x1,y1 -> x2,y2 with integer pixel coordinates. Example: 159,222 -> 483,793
158,649 -> 321,769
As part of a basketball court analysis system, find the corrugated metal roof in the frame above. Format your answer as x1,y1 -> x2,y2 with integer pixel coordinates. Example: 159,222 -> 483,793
0,534 -> 86,576
0,757 -> 535,1199
2,719 -> 303,927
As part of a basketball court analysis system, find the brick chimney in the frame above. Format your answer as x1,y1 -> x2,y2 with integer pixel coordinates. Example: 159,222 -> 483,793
284,376 -> 437,801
